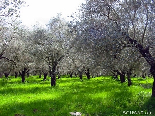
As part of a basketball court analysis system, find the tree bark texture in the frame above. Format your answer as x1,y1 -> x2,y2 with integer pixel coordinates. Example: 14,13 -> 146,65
15,72 -> 18,78
85,68 -> 90,79
79,71 -> 83,80
20,68 -> 27,83
150,66 -> 155,97
51,72 -> 56,86
126,35 -> 155,97
115,70 -> 125,83
50,63 -> 57,86
120,72 -> 125,83
127,71 -> 132,86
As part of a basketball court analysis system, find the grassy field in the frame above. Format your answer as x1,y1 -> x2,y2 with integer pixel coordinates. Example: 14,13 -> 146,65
0,76 -> 155,116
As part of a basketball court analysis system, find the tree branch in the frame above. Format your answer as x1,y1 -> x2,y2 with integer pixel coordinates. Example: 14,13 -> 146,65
0,56 -> 16,65
125,34 -> 155,65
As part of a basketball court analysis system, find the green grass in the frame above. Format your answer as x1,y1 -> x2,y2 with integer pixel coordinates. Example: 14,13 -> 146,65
0,76 -> 155,116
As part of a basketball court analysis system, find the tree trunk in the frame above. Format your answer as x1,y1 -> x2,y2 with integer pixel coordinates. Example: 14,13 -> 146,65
142,73 -> 146,78
150,66 -> 155,97
21,73 -> 25,83
49,66 -> 56,86
79,71 -> 83,80
15,72 -> 18,78
116,70 -> 125,83
69,72 -> 73,78
120,72 -> 125,83
51,72 -> 56,86
20,68 -> 27,83
39,73 -> 41,78
47,55 -> 64,86
39,72 -> 41,78
126,35 -> 155,97
4,73 -> 9,78
43,73 -> 47,81
85,68 -> 90,79
50,64 -> 57,86
127,71 -> 132,86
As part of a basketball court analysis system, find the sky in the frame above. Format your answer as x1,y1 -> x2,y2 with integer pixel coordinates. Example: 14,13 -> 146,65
20,0 -> 85,28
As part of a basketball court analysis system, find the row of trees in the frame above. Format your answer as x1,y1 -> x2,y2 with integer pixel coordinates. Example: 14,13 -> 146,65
0,0 -> 155,97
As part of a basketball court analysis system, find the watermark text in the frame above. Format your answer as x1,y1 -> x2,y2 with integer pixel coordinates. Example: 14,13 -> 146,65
123,111 -> 152,115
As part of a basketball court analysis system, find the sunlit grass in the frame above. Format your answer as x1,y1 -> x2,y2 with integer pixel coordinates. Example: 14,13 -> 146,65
0,76 -> 155,116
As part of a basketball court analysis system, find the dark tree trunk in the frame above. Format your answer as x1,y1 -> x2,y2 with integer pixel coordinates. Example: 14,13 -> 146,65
127,71 -> 132,86
79,71 -> 83,80
50,64 -> 57,86
142,73 -> 146,78
125,34 -> 155,97
150,66 -> 155,97
115,70 -> 125,83
21,74 -> 25,83
43,73 -> 47,81
20,68 -> 27,83
51,72 -> 56,86
47,55 -> 64,87
4,73 -> 9,78
15,72 -> 18,78
85,68 -> 90,79
120,72 -> 125,83
69,72 -> 73,78
39,73 -> 41,78
39,74 -> 41,78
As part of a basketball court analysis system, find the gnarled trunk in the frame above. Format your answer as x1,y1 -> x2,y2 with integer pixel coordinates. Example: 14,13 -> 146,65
126,35 -> 155,97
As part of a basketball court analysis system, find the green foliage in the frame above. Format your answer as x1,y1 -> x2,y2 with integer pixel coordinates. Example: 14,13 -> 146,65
0,76 -> 154,116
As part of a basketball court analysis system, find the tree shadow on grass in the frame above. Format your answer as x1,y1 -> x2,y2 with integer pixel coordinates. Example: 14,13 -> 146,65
142,97 -> 155,115
0,77 -> 134,116
0,87 -> 133,116
0,85 -> 56,96
1,77 -> 154,116
138,83 -> 153,89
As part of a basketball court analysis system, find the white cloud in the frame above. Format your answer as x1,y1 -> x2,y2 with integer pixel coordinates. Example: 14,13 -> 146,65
20,0 -> 85,28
